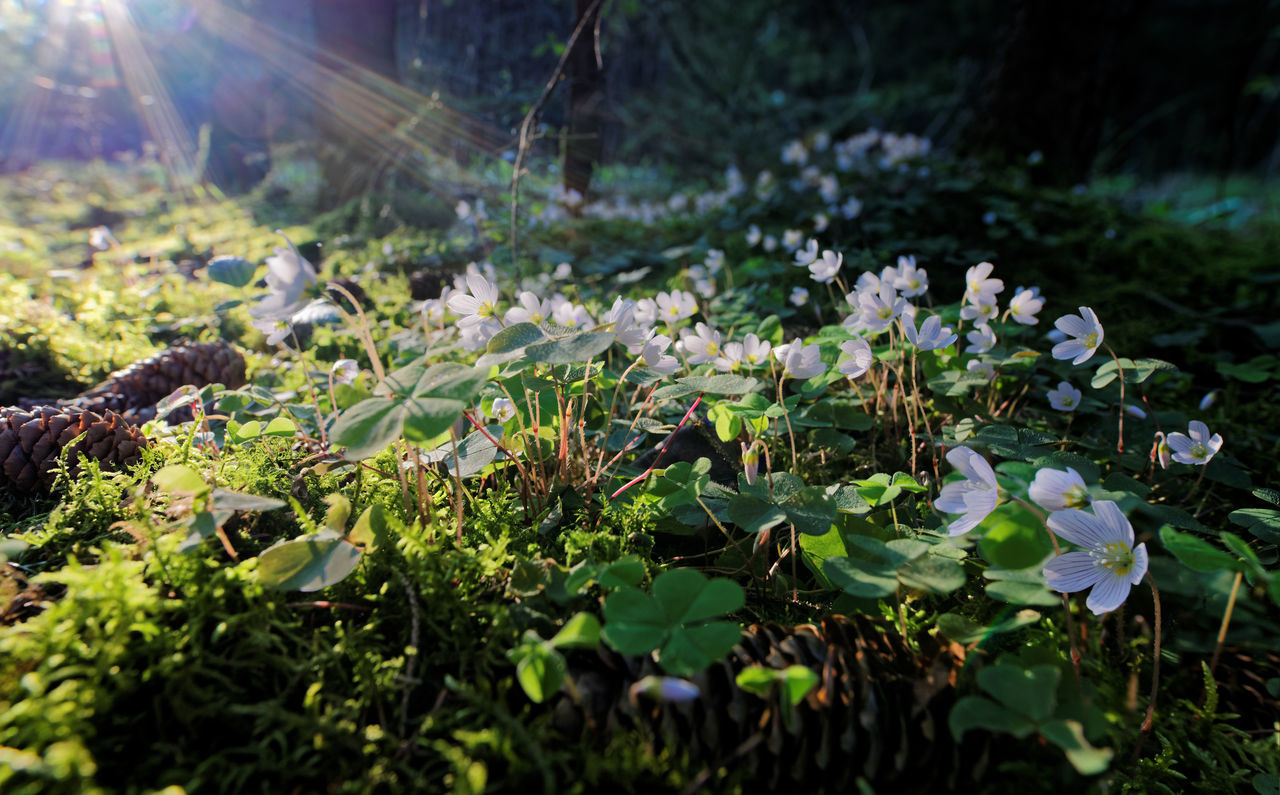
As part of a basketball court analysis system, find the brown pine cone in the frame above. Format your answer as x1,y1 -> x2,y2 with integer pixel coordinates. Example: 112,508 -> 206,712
553,613 -> 977,792
68,340 -> 246,422
0,405 -> 148,492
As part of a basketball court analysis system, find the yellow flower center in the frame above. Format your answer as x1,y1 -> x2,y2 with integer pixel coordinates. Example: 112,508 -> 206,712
877,306 -> 893,319
706,341 -> 718,355
1190,442 -> 1209,460
1094,541 -> 1135,576
1084,332 -> 1099,349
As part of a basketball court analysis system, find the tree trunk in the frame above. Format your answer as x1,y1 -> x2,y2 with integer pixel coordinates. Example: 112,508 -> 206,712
563,0 -> 605,202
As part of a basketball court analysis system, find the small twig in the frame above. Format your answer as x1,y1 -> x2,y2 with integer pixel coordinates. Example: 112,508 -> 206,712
1208,570 -> 1243,676
610,395 -> 703,499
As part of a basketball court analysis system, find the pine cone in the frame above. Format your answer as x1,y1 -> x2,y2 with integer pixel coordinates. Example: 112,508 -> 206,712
68,341 -> 246,423
0,405 -> 148,492
554,614 -> 978,792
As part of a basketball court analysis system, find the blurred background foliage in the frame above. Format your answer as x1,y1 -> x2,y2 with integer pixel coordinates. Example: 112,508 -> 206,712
1,0 -> 1278,193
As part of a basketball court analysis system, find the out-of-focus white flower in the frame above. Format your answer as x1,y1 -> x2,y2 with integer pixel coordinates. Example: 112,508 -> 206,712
819,174 -> 839,205
714,341 -> 744,372
678,322 -> 722,365
447,273 -> 502,329
1008,288 -> 1044,325
968,359 -> 996,382
854,283 -> 907,334
813,131 -> 831,152
782,229 -> 804,252
252,232 -> 318,321
746,224 -> 762,247
960,299 -> 999,325
1043,501 -> 1148,616
489,397 -> 516,423
505,291 -> 552,326
705,249 -> 725,274
762,234 -> 778,252
1029,467 -> 1091,512
1124,404 -> 1148,420
552,300 -> 593,329
458,319 -> 501,351
656,289 -> 697,324
964,261 -> 1004,306
813,212 -> 829,233
1050,307 -> 1104,365
903,314 -> 957,351
640,332 -> 679,376
89,226 -> 118,251
789,286 -> 810,307
634,297 -> 658,327
1166,420 -> 1223,465
553,262 -> 574,281
330,359 -> 360,385
935,446 -> 1000,536
1199,390 -> 1220,410
740,333 -> 772,368
809,250 -> 843,284
838,338 -> 873,379
793,238 -> 820,267
775,340 -> 826,380
965,324 -> 997,354
1047,381 -> 1082,411
631,675 -> 701,704
781,139 -> 808,165
893,255 -> 928,297
840,196 -> 863,219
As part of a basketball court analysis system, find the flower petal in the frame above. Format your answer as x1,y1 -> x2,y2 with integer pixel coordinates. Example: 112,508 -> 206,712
1047,508 -> 1112,550
1091,500 -> 1134,546
1084,570 -> 1131,615
1043,551 -> 1106,593
1129,543 -> 1149,586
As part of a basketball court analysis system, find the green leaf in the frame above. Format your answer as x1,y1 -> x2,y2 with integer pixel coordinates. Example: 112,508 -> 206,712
799,524 -> 849,588
728,493 -> 788,535
257,531 -> 363,591
401,397 -> 467,443
330,398 -> 405,460
443,426 -> 504,479
348,504 -> 388,551
207,255 -> 257,287
477,322 -> 548,368
987,580 -> 1060,606
1160,526 -> 1238,572
652,569 -> 745,625
1229,508 -> 1280,545
1040,719 -> 1114,775
897,554 -> 967,594
152,464 -> 207,495
949,695 -> 1038,740
675,374 -> 760,395
597,557 -> 646,589
937,610 -> 1041,644
227,419 -> 262,443
601,589 -> 666,655
780,665 -> 820,706
781,486 -> 837,535
508,636 -> 566,704
210,489 -> 285,512
550,612 -> 602,649
823,556 -> 898,598
657,621 -> 742,678
980,518 -> 1053,570
323,493 -> 352,533
735,666 -> 780,696
526,330 -> 616,364
412,362 -> 489,401
262,417 -> 297,437
978,664 -> 1060,723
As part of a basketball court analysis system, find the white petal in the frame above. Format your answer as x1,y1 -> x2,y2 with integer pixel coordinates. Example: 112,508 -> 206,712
1084,571 -> 1131,615
1047,508 -> 1111,550
1091,500 -> 1134,546
1044,551 -> 1105,593
1055,314 -> 1088,338
1129,543 -> 1149,586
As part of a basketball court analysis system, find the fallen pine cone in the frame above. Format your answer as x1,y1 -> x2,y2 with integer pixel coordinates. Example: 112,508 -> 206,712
0,405 -> 148,493
550,613 -> 982,792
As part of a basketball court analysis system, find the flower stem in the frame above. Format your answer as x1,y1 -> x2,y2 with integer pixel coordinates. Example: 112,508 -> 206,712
1141,571 -> 1163,734
609,395 -> 703,499
1208,570 -> 1243,677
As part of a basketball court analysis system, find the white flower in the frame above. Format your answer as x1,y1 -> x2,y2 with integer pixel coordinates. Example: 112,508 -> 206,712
458,319 -> 501,351
1008,288 -> 1044,325
1199,390 -> 1220,411
489,397 -> 516,423
89,226 -> 118,250
963,261 -> 1004,305
809,250 -> 843,284
552,299 -> 593,329
1124,404 -> 1148,420
419,297 -> 447,325
903,314 -> 957,351
965,323 -> 997,354
762,234 -> 778,252
855,283 -> 907,334
740,333 -> 772,368
252,316 -> 294,346
252,232 -> 318,321
960,298 -> 999,325
330,359 -> 360,385
789,286 -> 810,307
775,340 -> 826,380
746,224 -> 762,247
1029,467 -> 1091,512
640,332 -> 679,376
634,297 -> 658,327
705,249 -> 725,274
935,446 -> 1000,536
967,359 -> 996,382
603,297 -> 649,353
656,289 -> 697,323
793,238 -> 820,267
781,139 -> 808,165
1050,307 -> 1104,365
893,256 -> 929,297
1047,381 -> 1082,411
838,338 -> 873,379
678,322 -> 722,365
504,291 -> 552,326
819,174 -> 840,205
813,212 -> 829,233
1166,420 -> 1223,465
714,341 -> 745,372
782,229 -> 804,252
1043,501 -> 1149,616
447,273 -> 502,329
840,196 -> 862,219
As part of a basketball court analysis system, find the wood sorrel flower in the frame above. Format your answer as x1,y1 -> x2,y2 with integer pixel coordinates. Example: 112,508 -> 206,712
935,446 -> 1000,536
1050,307 -> 1104,365
1029,467 -> 1091,512
1166,420 -> 1223,465
1047,381 -> 1082,411
1043,501 -> 1149,615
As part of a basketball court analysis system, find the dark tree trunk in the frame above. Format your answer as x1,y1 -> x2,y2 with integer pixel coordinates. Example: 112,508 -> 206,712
311,0 -> 401,207
963,0 -> 1146,185
563,0 -> 605,201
